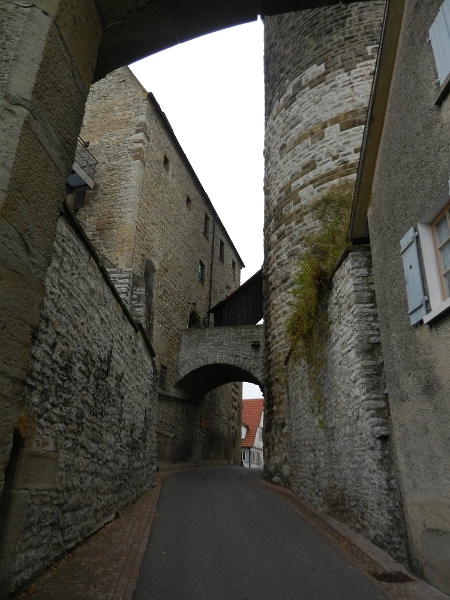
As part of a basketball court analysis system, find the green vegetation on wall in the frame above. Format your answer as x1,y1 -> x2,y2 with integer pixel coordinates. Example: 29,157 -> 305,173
286,182 -> 354,413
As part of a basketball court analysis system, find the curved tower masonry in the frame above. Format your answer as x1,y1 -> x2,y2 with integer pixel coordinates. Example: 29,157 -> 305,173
263,3 -> 386,484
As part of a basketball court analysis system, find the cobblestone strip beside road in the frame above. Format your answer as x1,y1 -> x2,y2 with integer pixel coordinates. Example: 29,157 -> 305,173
13,472 -> 169,600
245,472 -> 449,600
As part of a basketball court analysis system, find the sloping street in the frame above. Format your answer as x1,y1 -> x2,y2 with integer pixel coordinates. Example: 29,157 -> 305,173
134,467 -> 386,600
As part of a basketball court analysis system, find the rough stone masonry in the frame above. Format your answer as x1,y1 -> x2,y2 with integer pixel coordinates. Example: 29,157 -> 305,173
263,0 -> 408,565
3,211 -> 157,595
287,248 -> 407,562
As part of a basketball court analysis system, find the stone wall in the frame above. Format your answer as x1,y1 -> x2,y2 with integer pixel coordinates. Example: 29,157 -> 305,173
5,211 -> 157,593
263,2 -> 386,484
287,248 -> 407,561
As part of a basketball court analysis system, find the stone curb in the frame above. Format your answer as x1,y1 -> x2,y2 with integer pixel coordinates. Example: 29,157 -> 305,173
244,472 -> 449,600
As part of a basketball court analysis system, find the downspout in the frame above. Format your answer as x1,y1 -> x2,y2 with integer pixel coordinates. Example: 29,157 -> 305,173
207,216 -> 216,326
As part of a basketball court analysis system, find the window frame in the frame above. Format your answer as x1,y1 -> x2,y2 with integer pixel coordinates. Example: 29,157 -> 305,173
430,0 -> 450,104
431,206 -> 450,299
418,181 -> 450,323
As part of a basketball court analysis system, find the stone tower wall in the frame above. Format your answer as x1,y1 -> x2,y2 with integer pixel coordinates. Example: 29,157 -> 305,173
263,2 -> 386,485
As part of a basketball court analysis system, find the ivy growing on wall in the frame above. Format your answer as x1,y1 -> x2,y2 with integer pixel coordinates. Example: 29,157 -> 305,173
286,181 -> 354,415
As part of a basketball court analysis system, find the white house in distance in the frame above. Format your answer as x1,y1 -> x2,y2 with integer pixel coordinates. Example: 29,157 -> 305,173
241,399 -> 264,468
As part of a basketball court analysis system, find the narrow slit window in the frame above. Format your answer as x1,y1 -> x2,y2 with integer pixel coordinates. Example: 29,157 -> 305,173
203,213 -> 210,240
430,0 -> 450,85
219,239 -> 224,263
163,154 -> 170,172
159,365 -> 167,390
198,260 -> 205,284
186,195 -> 192,210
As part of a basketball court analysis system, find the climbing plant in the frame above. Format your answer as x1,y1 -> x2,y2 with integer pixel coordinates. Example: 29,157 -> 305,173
286,181 -> 354,414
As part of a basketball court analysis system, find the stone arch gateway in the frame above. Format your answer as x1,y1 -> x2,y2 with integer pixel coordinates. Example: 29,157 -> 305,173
176,325 -> 265,398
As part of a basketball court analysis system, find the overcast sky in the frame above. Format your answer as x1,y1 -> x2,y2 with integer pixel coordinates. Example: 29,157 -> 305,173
130,20 -> 265,399
130,20 -> 264,278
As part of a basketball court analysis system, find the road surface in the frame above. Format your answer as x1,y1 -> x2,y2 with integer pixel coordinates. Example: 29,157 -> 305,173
134,467 -> 387,600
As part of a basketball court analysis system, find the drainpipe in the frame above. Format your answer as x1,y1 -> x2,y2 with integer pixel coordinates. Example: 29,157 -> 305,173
207,216 -> 216,326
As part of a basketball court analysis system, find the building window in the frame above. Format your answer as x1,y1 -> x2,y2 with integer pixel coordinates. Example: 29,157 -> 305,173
232,259 -> 236,278
219,239 -> 224,263
159,365 -> 167,390
417,184 -> 450,323
430,1 -> 450,85
186,195 -> 192,210
433,206 -> 450,298
258,428 -> 263,442
203,213 -> 210,240
198,260 -> 205,284
144,260 -> 156,334
163,154 -> 170,172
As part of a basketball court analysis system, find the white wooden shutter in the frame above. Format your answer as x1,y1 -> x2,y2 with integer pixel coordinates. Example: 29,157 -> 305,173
430,0 -> 450,84
400,227 -> 427,325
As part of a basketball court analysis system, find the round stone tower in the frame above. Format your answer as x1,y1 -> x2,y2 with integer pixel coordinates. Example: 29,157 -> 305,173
263,2 -> 386,484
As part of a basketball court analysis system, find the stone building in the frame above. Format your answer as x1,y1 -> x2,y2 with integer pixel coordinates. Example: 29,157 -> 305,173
263,0 -> 408,565
77,66 -> 245,470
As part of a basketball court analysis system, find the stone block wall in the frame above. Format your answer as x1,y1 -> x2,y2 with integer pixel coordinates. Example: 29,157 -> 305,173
263,2 -> 386,484
287,248 -> 407,561
6,212 -> 157,593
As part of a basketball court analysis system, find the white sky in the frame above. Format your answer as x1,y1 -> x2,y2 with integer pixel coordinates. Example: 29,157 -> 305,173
130,20 -> 265,399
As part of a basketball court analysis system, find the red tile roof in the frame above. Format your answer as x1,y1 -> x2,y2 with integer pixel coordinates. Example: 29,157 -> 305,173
241,399 -> 264,448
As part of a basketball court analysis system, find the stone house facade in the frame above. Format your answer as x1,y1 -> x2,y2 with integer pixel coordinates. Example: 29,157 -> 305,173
77,66 -> 245,470
349,0 -> 450,593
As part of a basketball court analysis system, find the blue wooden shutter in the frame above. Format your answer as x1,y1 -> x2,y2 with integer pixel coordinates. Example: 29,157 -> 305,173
400,227 -> 427,325
430,0 -> 450,84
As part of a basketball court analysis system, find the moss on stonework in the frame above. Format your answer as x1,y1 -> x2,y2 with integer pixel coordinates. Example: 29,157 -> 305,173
286,181 -> 354,416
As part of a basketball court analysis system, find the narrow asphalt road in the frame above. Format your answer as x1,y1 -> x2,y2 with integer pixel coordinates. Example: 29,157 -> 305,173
134,467 -> 387,600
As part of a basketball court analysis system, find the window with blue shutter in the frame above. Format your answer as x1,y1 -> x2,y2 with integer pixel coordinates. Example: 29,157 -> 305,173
400,227 -> 427,325
430,0 -> 450,84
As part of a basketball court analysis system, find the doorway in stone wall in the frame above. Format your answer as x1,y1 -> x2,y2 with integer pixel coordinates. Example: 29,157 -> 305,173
0,431 -> 24,587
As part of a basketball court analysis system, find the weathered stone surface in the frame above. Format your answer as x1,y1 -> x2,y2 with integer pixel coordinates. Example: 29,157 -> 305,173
263,2 -> 385,484
6,214 -> 157,593
0,2 -> 102,552
287,249 -> 407,562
